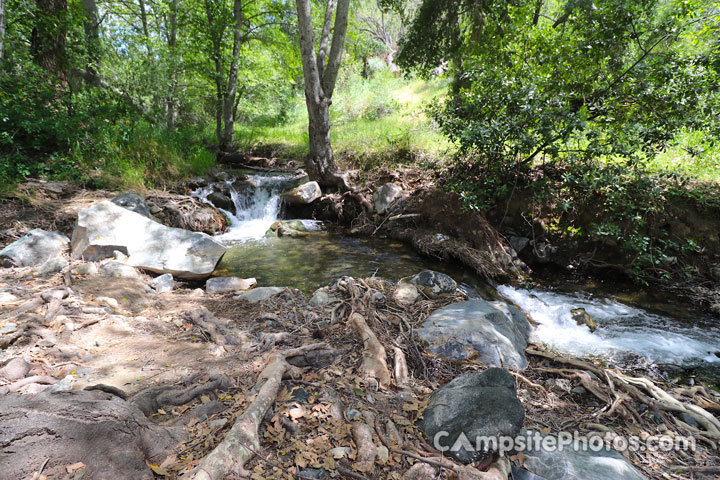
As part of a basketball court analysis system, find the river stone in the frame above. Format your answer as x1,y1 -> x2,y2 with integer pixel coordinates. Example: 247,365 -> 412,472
571,308 -> 597,332
234,286 -> 286,303
393,281 -> 419,305
111,193 -> 150,218
266,220 -> 309,238
414,299 -> 531,369
213,171 -> 231,182
509,236 -> 531,253
207,191 -> 235,213
521,430 -> 647,480
373,183 -> 403,215
72,262 -> 99,276
100,261 -> 141,279
0,229 -> 69,267
309,289 -> 333,306
0,358 -> 31,381
148,273 -> 174,293
408,270 -> 457,298
34,256 -> 68,275
71,201 -> 226,279
419,368 -> 525,464
281,181 -> 322,205
206,276 -> 257,294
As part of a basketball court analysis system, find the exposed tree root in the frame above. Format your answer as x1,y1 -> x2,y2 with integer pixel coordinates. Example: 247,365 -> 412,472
352,422 -> 377,473
188,343 -> 330,480
350,312 -> 391,388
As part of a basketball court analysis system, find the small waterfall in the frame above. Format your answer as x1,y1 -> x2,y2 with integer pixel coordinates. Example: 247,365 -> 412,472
498,285 -> 720,365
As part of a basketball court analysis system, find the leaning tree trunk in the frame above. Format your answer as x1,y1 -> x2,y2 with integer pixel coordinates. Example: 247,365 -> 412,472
295,0 -> 351,191
0,0 -> 5,64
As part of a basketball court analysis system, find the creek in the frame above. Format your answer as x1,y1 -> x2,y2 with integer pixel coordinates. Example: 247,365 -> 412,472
195,172 -> 720,374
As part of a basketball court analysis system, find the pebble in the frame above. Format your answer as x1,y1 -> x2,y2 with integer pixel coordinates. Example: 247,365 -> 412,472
377,445 -> 389,464
345,408 -> 362,421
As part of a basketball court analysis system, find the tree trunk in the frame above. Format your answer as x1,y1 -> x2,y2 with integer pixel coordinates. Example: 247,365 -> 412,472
165,0 -> 180,128
295,0 -> 351,191
0,0 -> 6,65
204,0 -> 224,146
221,0 -> 243,149
31,0 -> 68,79
81,0 -> 101,86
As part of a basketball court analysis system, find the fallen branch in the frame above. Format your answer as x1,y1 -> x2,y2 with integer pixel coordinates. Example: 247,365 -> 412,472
189,343 -> 329,480
352,422 -> 377,473
393,346 -> 409,386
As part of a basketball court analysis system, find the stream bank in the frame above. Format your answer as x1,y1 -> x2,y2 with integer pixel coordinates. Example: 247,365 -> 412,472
1,174 -> 719,479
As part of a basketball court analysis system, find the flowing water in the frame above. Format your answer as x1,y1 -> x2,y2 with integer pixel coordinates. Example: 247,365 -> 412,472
196,171 -> 720,370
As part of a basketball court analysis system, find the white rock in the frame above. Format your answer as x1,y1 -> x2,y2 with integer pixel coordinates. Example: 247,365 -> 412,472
206,276 -> 257,294
393,281 -> 419,305
95,296 -> 119,309
234,287 -> 285,303
0,229 -> 69,267
148,273 -> 174,293
281,181 -> 322,205
0,292 -> 19,305
72,262 -> 98,276
71,201 -> 226,279
100,261 -> 141,279
373,183 -> 403,215
34,257 -> 68,275
328,447 -> 351,459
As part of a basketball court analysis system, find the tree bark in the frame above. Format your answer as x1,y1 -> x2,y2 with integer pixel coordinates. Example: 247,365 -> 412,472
0,0 -> 5,65
81,0 -> 101,86
204,0 -> 224,145
165,0 -> 180,128
221,0 -> 243,149
31,0 -> 68,79
295,0 -> 351,191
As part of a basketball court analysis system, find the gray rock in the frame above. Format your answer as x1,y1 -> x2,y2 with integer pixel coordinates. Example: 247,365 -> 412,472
509,236 -> 531,253
298,468 -> 329,479
206,276 -> 257,294
207,191 -> 235,213
100,261 -> 141,279
148,273 -> 174,293
0,323 -> 18,334
234,286 -> 285,303
711,266 -> 720,282
111,193 -> 150,217
35,257 -> 67,275
187,177 -> 208,189
408,270 -> 457,298
511,465 -> 547,480
71,201 -> 226,279
0,358 -> 31,380
521,430 -> 647,480
373,183 -> 403,215
72,262 -> 98,276
420,368 -> 525,464
414,299 -> 531,369
0,229 -> 69,267
213,171 -> 231,182
37,338 -> 56,348
309,289 -> 333,306
281,181 -> 322,205
45,374 -> 74,393
532,242 -> 558,264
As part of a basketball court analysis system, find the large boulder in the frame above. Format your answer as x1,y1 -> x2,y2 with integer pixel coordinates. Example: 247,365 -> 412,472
71,201 -> 226,279
281,181 -> 322,205
414,299 -> 531,369
111,193 -> 150,217
373,183 -> 403,215
519,430 -> 647,480
420,368 -> 525,464
0,229 -> 69,267
408,270 -> 457,298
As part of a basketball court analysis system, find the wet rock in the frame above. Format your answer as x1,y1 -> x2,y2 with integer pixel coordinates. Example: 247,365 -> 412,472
571,308 -> 597,332
100,261 -> 141,279
234,286 -> 286,303
531,242 -> 558,264
34,257 -> 67,275
393,281 -> 419,305
71,200 -> 226,279
207,191 -> 235,213
520,430 -> 647,480
510,465 -> 547,480
509,236 -> 531,254
408,270 -> 457,298
0,358 -> 31,380
419,368 -> 525,464
0,229 -> 69,267
213,171 -> 231,182
111,193 -> 150,218
187,177 -> 208,189
281,181 -> 322,205
266,220 -> 308,238
373,183 -> 403,215
206,276 -> 257,294
414,299 -> 531,369
148,273 -> 174,293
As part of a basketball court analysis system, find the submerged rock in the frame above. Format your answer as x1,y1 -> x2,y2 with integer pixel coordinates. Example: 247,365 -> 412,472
266,220 -> 309,238
520,430 -> 647,480
71,200 -> 226,279
373,183 -> 403,215
571,308 -> 597,332
206,276 -> 257,294
281,181 -> 322,205
420,368 -> 525,464
0,229 -> 69,267
408,270 -> 457,298
414,299 -> 531,369
111,193 -> 150,218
